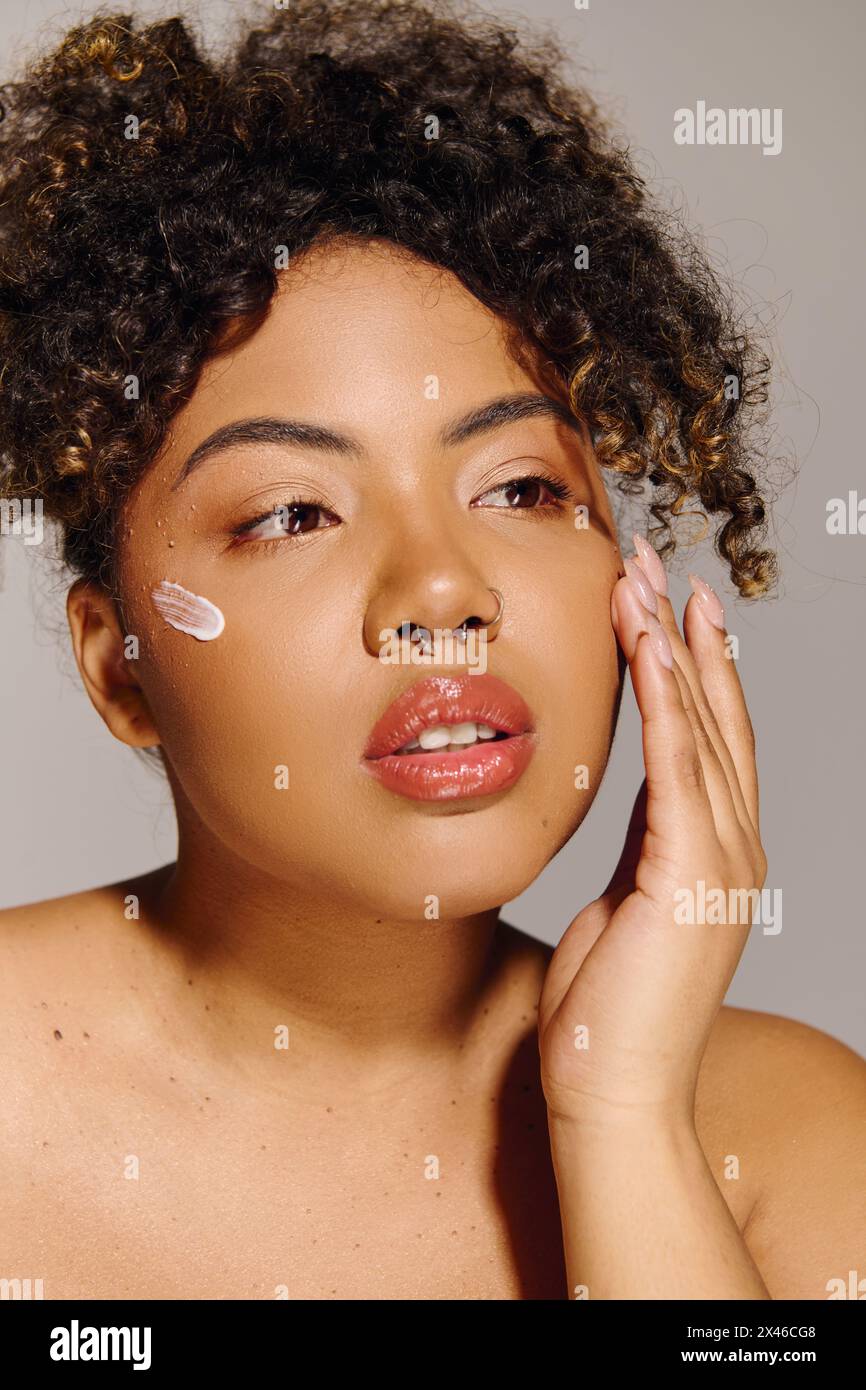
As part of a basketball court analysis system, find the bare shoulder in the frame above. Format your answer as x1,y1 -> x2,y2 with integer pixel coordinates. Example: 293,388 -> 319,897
697,1002 -> 866,1146
0,877 -> 125,943
0,867 -> 175,1257
0,864 -> 165,936
698,1004 -> 866,1298
0,866 -> 172,1034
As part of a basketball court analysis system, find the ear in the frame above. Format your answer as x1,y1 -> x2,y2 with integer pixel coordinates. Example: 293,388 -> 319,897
66,580 -> 160,749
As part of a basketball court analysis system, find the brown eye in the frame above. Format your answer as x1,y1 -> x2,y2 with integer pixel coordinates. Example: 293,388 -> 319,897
475,473 -> 573,510
234,500 -> 338,544
501,478 -> 545,508
276,503 -> 325,535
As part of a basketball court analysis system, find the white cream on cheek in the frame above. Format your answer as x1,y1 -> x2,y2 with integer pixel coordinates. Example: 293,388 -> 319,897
151,580 -> 225,641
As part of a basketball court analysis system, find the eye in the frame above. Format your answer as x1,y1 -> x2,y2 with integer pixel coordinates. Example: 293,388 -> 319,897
231,499 -> 339,546
473,472 -> 574,511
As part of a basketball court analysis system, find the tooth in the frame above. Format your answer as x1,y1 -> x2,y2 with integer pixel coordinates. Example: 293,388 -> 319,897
476,724 -> 497,739
418,724 -> 452,750
402,736 -> 421,750
448,722 -> 478,744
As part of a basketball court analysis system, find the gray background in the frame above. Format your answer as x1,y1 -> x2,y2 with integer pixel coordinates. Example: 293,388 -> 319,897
1,0 -> 863,1052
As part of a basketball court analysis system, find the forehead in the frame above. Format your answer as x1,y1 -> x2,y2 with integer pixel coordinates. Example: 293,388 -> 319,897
270,235 -> 506,346
158,238 -> 546,454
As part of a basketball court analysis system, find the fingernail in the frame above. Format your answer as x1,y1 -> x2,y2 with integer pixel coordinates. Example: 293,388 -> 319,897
688,573 -> 726,630
645,614 -> 674,669
624,557 -> 658,615
632,533 -> 668,597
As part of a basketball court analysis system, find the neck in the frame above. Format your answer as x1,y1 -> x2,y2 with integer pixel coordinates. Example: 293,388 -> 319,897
135,826 -> 513,1095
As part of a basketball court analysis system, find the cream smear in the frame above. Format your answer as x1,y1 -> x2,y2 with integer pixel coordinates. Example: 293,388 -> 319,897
151,580 -> 225,641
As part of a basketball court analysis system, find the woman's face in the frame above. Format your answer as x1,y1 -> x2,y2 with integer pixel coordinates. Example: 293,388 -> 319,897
115,237 -> 623,918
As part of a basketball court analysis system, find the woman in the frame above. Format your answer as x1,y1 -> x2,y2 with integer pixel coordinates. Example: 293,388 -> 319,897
0,0 -> 863,1301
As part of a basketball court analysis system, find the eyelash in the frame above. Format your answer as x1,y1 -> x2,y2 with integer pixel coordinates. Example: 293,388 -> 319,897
230,472 -> 576,549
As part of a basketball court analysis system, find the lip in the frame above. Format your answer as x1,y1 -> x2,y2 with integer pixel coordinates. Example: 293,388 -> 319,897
361,673 -> 536,803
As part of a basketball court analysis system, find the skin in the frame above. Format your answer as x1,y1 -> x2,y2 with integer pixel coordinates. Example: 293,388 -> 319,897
1,238 -> 865,1299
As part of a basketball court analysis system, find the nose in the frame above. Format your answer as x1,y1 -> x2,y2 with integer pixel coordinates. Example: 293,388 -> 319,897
363,573 -> 504,658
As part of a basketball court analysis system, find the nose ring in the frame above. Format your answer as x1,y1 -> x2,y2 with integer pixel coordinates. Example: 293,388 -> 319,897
383,588 -> 505,656
452,587 -> 504,641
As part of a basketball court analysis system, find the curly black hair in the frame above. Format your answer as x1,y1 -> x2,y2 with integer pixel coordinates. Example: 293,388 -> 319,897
0,0 -> 776,596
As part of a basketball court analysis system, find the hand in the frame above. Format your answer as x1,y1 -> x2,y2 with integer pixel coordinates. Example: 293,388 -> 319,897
538,537 -> 767,1130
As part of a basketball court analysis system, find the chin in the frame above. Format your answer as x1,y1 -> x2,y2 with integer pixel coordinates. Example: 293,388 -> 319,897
369,849 -> 549,921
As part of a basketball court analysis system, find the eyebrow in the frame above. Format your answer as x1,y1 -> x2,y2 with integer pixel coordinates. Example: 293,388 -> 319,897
170,391 -> 584,491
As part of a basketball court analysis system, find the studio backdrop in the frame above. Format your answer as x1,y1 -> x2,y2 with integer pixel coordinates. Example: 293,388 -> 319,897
1,0 -> 863,1053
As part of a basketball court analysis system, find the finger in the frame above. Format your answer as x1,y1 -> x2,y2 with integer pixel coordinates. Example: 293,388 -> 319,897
611,578 -> 718,844
627,551 -> 756,841
613,576 -> 741,844
652,587 -> 755,841
682,577 -> 760,835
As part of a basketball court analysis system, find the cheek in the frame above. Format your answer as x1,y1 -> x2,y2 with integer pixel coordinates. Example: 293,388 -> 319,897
527,549 -> 621,815
543,630 -> 619,807
134,586 -> 371,864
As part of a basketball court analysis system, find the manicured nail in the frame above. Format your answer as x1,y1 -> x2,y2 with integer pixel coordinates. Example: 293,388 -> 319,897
632,533 -> 668,597
645,615 -> 674,669
688,573 -> 726,630
624,557 -> 658,615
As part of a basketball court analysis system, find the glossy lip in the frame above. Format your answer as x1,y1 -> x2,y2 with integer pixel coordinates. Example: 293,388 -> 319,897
361,673 -> 536,803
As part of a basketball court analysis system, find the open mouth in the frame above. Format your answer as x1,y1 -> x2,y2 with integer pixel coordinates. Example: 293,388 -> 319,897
391,721 -> 511,755
361,674 -> 536,801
